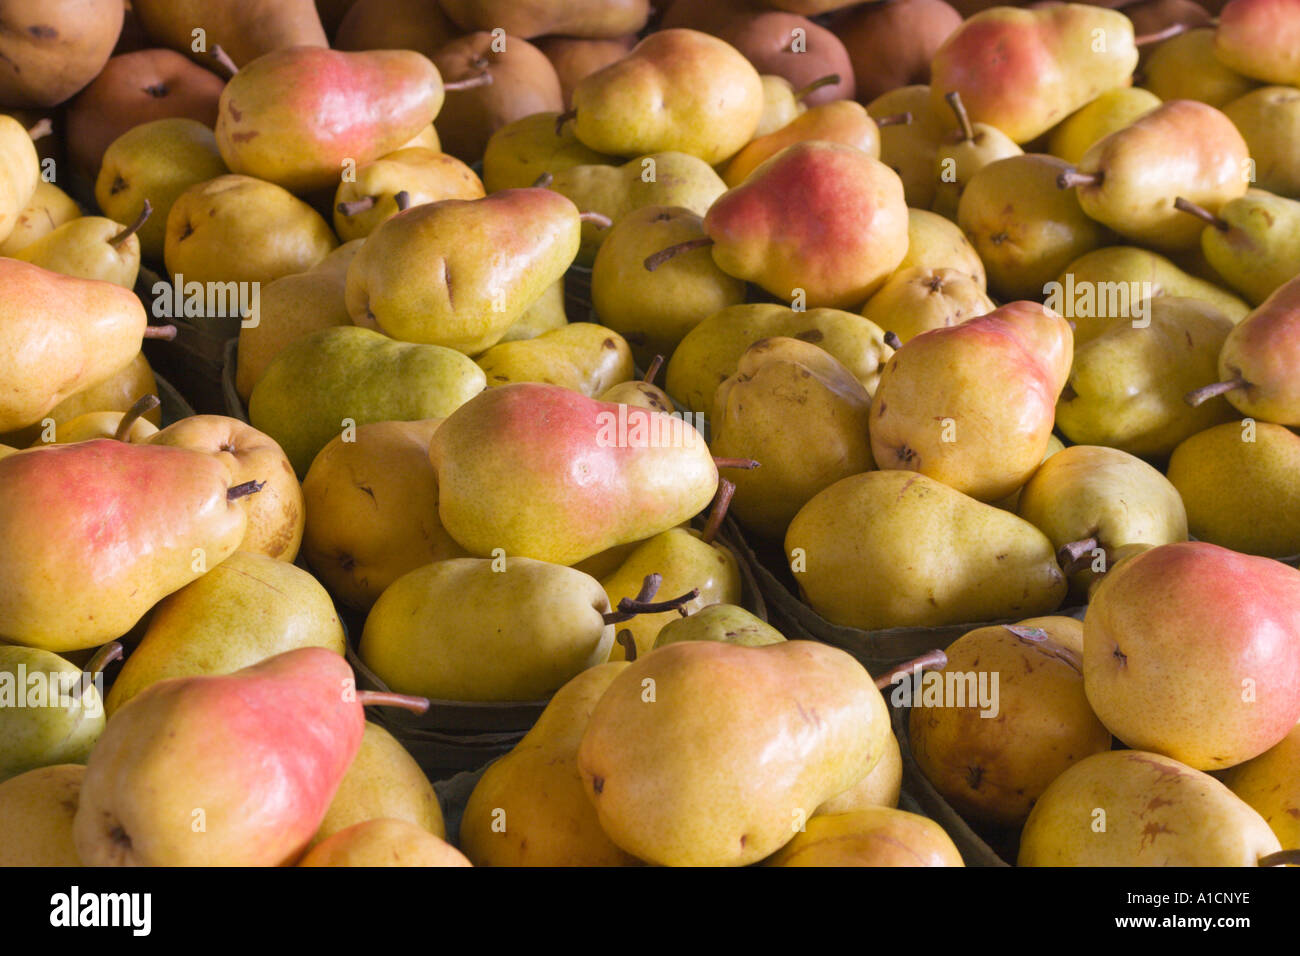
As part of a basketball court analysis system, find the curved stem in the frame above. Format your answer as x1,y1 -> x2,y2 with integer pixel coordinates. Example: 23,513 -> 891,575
142,324 -> 177,341
700,477 -> 735,545
883,331 -> 903,351
356,690 -> 430,714
875,111 -> 912,129
792,73 -> 840,102
555,109 -> 577,137
393,190 -> 412,212
109,200 -> 151,249
945,91 -> 974,143
1134,22 -> 1193,46
71,641 -> 124,702
26,117 -> 52,141
1185,377 -> 1247,407
1258,849 -> 1300,867
642,354 -> 664,385
874,649 -> 948,690
1058,169 -> 1102,190
227,479 -> 265,501
603,573 -> 662,625
336,195 -> 377,216
1057,536 -> 1099,575
713,457 -> 760,470
444,71 -> 493,93
1173,196 -> 1229,231
579,210 -> 612,229
616,629 -> 637,663
114,394 -> 160,442
532,171 -> 554,189
618,588 -> 700,616
644,237 -> 712,272
209,45 -> 238,78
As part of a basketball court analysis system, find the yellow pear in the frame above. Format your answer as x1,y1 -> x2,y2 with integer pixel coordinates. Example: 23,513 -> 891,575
333,147 -> 485,241
480,111 -> 613,193
766,808 -> 964,867
476,322 -> 634,396
0,180 -> 81,256
861,267 -> 994,343
1219,722 -> 1300,853
896,207 -> 986,288
13,212 -> 147,288
0,765 -> 84,866
1047,87 -> 1162,165
815,732 -> 902,815
298,819 -> 471,867
0,114 -> 40,246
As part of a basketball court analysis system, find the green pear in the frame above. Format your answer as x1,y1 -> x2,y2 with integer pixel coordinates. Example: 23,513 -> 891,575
360,556 -> 618,701
95,118 -> 229,263
860,267 -> 994,343
497,277 -> 568,343
104,552 -> 346,716
1140,29 -> 1258,108
476,322 -> 634,396
0,180 -> 81,257
248,326 -> 486,476
786,471 -> 1067,631
481,111 -> 615,193
896,207 -> 986,288
1220,722 -> 1300,854
1167,420 -> 1300,558
665,304 -> 894,415
931,91 -> 1022,221
710,337 -> 874,540
1223,87 -> 1300,199
653,603 -> 785,649
1047,87 -> 1162,165
332,147 -> 485,242
346,188 -> 581,354
13,212 -> 146,288
1055,297 -> 1239,460
0,646 -> 108,781
0,765 -> 84,865
868,85 -> 950,210
1174,191 -> 1300,306
766,807 -> 964,867
1019,750 -> 1282,866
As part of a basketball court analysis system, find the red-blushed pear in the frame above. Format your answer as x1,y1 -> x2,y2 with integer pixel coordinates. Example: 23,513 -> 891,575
674,141 -> 907,309
1215,0 -> 1300,85
868,301 -> 1074,503
0,441 -> 253,652
1084,542 -> 1300,771
73,647 -> 427,866
929,4 -> 1139,144
428,383 -> 720,567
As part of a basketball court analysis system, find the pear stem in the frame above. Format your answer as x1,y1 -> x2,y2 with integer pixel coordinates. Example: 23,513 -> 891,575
644,237 -> 713,272
70,641 -> 124,702
713,457 -> 760,470
700,477 -> 736,545
1058,169 -> 1101,190
1057,536 -> 1099,575
618,588 -> 701,616
113,394 -> 160,442
1185,376 -> 1247,407
1259,849 -> 1300,867
393,190 -> 412,212
109,199 -> 151,249
227,479 -> 265,501
603,573 -> 662,625
945,91 -> 975,143
532,171 -> 554,188
443,71 -> 493,93
875,111 -> 912,129
26,117 -> 52,141
1173,196 -> 1230,232
884,331 -> 903,351
642,354 -> 664,385
336,195 -> 377,216
792,73 -> 841,102
1134,22 -> 1193,46
579,210 -> 613,229
616,629 -> 637,663
873,649 -> 949,690
142,324 -> 177,341
209,45 -> 238,78
355,690 -> 430,714
555,109 -> 577,137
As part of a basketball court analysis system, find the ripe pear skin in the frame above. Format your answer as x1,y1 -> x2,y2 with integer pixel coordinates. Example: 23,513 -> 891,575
1084,542 -> 1300,771
815,732 -> 902,815
0,259 -> 150,431
0,441 -> 248,652
39,410 -> 158,446
1019,750 -> 1282,866
312,723 -> 445,847
898,208 -> 986,288
360,556 -> 616,701
104,552 -> 345,716
0,765 -> 84,866
929,5 -> 1139,144
298,818 -> 471,867
459,662 -> 641,867
1141,29 -> 1257,109
1215,0 -> 1300,86
1192,192 -> 1300,306
131,0 -> 328,70
13,215 -> 143,289
346,189 -> 581,354
1048,87 -> 1162,166
577,640 -> 889,867
1219,721 -> 1300,852
1223,87 -> 1300,198
430,383 -> 718,566
481,111 -> 614,193
1210,274 -> 1300,424
869,301 -> 1073,503
0,647 -> 106,782
216,48 -> 447,193
786,471 -> 1067,631
653,603 -> 785,650
766,808 -> 964,867
861,267 -> 994,343
704,141 -> 908,308
0,115 -> 39,245
723,100 -> 883,187
333,147 -> 485,241
74,648 -> 366,866
571,29 -> 763,166
0,180 -> 81,257
869,85 -> 949,209
1168,421 -> 1300,557
476,322 -> 635,397
501,278 -> 568,343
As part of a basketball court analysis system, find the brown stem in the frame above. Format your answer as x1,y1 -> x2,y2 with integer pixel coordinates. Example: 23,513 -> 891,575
1057,536 -> 1099,574
618,588 -> 700,616
603,573 -> 662,624
875,111 -> 912,128
227,479 -> 265,501
394,190 -> 411,212
642,354 -> 664,385
792,73 -> 840,102
884,331 -> 903,351
532,171 -> 554,188
1058,169 -> 1102,190
700,477 -> 735,545
143,324 -> 177,341
70,641 -> 124,702
444,71 -> 493,93
1134,22 -> 1192,46
644,237 -> 713,272
114,394 -> 160,442
874,649 -> 948,690
109,199 -> 151,249
713,457 -> 760,470
579,210 -> 612,229
616,629 -> 637,663
209,45 -> 238,78
1258,849 -> 1300,867
555,109 -> 577,137
945,91 -> 975,143
26,117 -> 52,141
336,195 -> 377,216
355,690 -> 430,714
1185,377 -> 1247,407
1173,196 -> 1230,232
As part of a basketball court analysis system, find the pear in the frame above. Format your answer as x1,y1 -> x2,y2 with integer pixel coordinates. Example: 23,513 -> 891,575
577,640 -> 890,866
499,277 -> 568,343
909,617 -> 1112,827
1223,87 -> 1300,199
711,337 -> 874,540
815,732 -> 902,815
459,662 -> 640,867
1220,722 -> 1300,853
313,723 -> 445,846
1047,87 -> 1162,166
13,212 -> 147,289
1167,421 -> 1300,558
652,603 -> 785,649
95,118 -> 229,263
298,818 -> 471,867
590,205 -> 746,360
931,91 -> 1022,220
430,383 -> 718,566
861,267 -> 994,343
569,29 -> 763,166
476,322 -> 634,397
1173,192 -> 1300,306
600,528 -> 743,661
1019,750 -> 1282,866
786,471 -> 1067,631
0,646 -> 110,781
753,75 -> 804,138
548,151 -> 727,265
346,189 -> 581,354
104,552 -> 345,716
870,301 -> 1073,503
164,174 -> 338,289
868,85 -> 949,209
248,326 -> 486,477
1215,0 -> 1300,86
131,0 -> 327,69
1056,297 -> 1238,460
1017,445 -> 1188,596
897,207 -> 986,288
0,114 -> 39,246
333,148 -> 485,241
360,556 -> 618,701
1085,542 -> 1300,771
665,303 -> 894,416
235,240 -> 363,402
481,111 -> 614,193
766,808 -> 964,867
1,352 -> 160,449
302,419 -> 468,611
0,765 -> 84,865
1141,29 -> 1257,108
597,378 -> 675,413
439,0 -> 648,37
958,153 -> 1110,301
723,99 -> 891,188
0,180 -> 81,256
